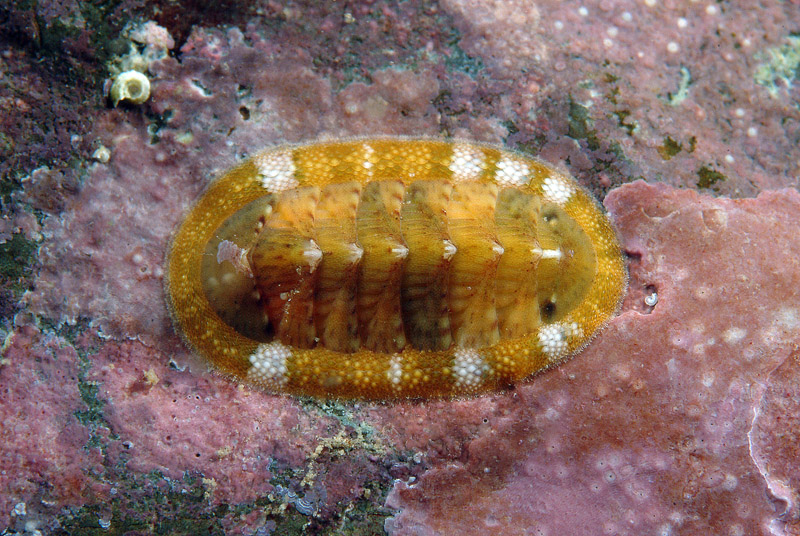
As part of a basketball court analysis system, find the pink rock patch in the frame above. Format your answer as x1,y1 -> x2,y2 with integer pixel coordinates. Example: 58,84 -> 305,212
0,326 -> 107,527
89,339 -> 327,504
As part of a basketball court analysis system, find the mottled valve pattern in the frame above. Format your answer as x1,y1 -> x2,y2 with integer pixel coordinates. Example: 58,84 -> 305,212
165,138 -> 627,399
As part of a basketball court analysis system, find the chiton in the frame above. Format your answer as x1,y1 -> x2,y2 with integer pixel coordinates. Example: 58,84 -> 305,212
165,138 -> 627,400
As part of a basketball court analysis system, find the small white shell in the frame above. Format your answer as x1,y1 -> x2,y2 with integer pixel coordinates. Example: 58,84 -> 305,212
110,70 -> 151,106
92,145 -> 111,163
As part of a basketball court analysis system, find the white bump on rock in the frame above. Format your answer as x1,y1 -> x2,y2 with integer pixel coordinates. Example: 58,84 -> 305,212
92,145 -> 111,163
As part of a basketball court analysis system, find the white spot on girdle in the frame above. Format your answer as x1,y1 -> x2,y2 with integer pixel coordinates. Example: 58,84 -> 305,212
538,322 -> 581,358
494,156 -> 531,187
362,143 -> 375,176
386,354 -> 403,389
452,348 -> 489,390
255,150 -> 298,193
248,342 -> 291,387
541,176 -> 574,205
449,143 -> 484,181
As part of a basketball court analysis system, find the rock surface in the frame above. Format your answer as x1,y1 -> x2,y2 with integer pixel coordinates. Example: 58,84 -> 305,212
1,0 -> 799,534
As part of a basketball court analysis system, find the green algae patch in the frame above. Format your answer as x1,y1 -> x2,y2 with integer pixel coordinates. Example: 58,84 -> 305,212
444,37 -> 485,77
658,136 -> 683,160
614,109 -> 637,135
697,165 -> 727,190
335,482 -> 394,536
0,233 -> 37,283
754,35 -> 800,97
57,473 -> 227,536
0,233 -> 39,322
656,136 -> 696,161
568,99 -> 600,150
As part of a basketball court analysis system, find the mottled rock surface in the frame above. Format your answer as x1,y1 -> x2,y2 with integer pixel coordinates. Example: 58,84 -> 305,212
1,0 -> 799,534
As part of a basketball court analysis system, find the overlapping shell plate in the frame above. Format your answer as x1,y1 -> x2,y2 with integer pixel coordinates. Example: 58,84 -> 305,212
165,138 -> 627,400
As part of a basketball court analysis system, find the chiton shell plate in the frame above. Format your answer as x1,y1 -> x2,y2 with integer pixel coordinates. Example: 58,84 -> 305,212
165,138 -> 627,400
